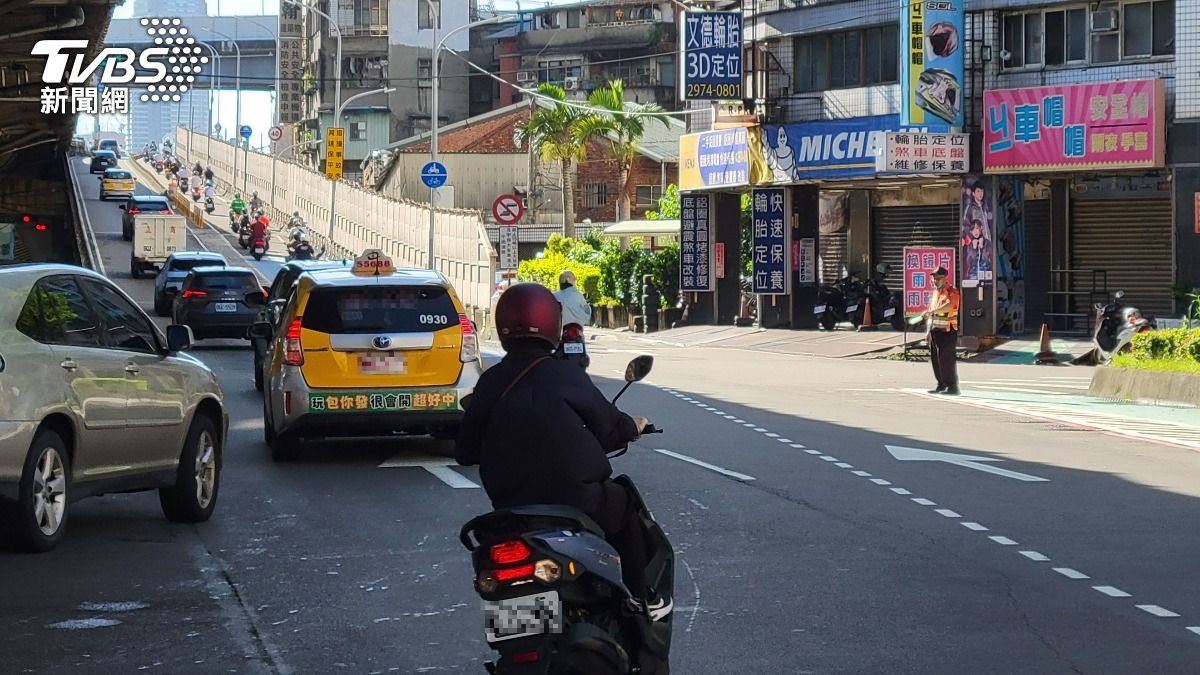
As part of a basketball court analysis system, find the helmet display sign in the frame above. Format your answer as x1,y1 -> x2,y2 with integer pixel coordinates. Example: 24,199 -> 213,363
352,249 -> 396,276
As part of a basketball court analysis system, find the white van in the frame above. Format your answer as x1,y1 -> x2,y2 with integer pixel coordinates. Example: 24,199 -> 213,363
130,214 -> 187,278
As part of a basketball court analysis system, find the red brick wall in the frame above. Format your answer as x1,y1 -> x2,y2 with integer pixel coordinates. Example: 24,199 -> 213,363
499,39 -> 520,107
575,142 -> 677,223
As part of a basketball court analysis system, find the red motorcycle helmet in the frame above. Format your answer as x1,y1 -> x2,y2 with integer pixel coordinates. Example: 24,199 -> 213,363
495,283 -> 562,350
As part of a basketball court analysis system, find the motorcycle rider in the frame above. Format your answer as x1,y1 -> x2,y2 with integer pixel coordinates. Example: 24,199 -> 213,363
250,191 -> 263,213
456,283 -> 669,619
203,165 -> 214,182
291,233 -> 318,260
250,211 -> 269,249
192,161 -> 203,176
553,269 -> 592,330
230,193 -> 246,216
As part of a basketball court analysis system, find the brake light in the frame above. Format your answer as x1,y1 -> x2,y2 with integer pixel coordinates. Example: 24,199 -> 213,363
284,317 -> 304,366
489,540 -> 530,564
181,289 -> 207,299
563,324 -> 582,340
159,209 -> 172,214
34,223 -> 47,231
495,564 -> 535,581
510,651 -> 539,664
459,313 -> 479,363
127,208 -> 141,215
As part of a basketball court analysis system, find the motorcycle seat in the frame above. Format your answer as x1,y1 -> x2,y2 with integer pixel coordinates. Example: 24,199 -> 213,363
460,505 -> 606,550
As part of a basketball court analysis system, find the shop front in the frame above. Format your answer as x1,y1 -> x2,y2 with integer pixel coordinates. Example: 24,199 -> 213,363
983,78 -> 1171,335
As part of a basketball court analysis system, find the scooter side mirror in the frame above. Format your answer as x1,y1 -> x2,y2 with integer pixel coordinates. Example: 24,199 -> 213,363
624,355 -> 654,382
1114,290 -> 1125,300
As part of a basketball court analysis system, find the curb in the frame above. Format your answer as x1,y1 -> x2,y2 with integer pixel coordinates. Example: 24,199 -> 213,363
1089,366 -> 1200,407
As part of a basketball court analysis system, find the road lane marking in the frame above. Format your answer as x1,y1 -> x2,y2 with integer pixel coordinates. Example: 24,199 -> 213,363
912,498 -> 937,506
764,432 -> 779,438
1019,551 -> 1050,562
989,536 -> 1018,545
423,465 -> 481,489
889,487 -> 912,495
819,455 -> 838,462
961,522 -> 988,531
886,445 -> 1050,483
1093,586 -> 1131,598
1136,605 -> 1179,618
789,443 -> 806,448
1053,568 -> 1089,580
752,427 -> 768,432
835,462 -> 853,468
870,478 -> 892,486
804,449 -> 822,455
653,449 -> 755,482
379,453 -> 480,488
777,438 -> 792,443
1187,627 -> 1200,637
934,508 -> 960,518
852,470 -> 872,477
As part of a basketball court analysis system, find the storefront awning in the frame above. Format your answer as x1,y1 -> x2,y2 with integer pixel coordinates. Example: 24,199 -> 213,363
602,219 -> 680,237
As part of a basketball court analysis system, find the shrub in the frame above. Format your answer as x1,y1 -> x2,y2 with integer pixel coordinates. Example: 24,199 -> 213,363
1127,327 -> 1200,364
516,253 -> 601,304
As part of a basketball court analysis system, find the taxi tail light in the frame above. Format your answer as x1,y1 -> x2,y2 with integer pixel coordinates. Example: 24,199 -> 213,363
284,317 -> 304,366
181,289 -> 207,299
459,314 -> 478,363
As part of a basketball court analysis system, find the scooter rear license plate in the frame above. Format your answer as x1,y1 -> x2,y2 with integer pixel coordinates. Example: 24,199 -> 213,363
563,342 -> 584,354
813,305 -> 826,314
846,304 -> 859,313
884,308 -> 896,318
483,590 -> 562,643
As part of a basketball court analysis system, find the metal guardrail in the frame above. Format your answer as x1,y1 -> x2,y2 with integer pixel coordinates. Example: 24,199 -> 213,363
64,155 -> 104,273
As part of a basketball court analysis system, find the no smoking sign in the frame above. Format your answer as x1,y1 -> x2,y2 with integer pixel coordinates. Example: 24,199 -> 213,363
491,193 -> 524,225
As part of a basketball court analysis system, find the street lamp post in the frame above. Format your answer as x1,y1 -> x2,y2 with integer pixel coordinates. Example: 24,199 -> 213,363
326,86 -> 395,240
197,27 -> 243,191
427,10 -> 506,270
271,137 -> 324,208
195,42 -> 221,167
283,0 -> 342,167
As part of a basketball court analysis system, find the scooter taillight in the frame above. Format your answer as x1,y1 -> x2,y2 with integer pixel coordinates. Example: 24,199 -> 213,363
495,564 -> 536,581
562,324 -> 582,340
510,651 -> 539,664
489,540 -> 530,564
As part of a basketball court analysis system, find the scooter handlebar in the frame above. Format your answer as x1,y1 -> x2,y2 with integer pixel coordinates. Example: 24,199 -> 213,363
641,423 -> 663,435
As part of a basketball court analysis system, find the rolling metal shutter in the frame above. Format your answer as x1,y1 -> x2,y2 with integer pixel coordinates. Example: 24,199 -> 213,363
819,230 -> 848,284
871,204 -> 960,288
1070,198 -> 1174,320
1022,200 -> 1051,331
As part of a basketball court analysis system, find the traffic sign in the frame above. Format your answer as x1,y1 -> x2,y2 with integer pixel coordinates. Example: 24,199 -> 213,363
498,225 -> 519,271
325,127 -> 344,181
491,193 -> 524,225
239,124 -> 252,139
421,161 -> 448,189
268,125 -> 284,142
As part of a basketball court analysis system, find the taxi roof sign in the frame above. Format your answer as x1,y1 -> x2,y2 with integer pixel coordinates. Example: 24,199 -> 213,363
352,249 -> 396,276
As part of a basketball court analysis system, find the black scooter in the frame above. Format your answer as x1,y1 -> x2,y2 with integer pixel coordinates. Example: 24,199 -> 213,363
1073,290 -> 1156,365
864,264 -> 905,330
460,355 -> 672,675
555,323 -> 589,370
814,272 -> 866,331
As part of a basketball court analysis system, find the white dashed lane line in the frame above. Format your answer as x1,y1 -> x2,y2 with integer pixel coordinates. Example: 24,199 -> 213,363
655,385 -> 1200,641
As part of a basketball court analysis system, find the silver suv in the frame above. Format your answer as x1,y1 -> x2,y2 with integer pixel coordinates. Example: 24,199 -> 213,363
0,264 -> 226,552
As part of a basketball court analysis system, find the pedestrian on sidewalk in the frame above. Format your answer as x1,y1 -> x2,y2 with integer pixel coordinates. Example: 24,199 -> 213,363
925,267 -> 961,395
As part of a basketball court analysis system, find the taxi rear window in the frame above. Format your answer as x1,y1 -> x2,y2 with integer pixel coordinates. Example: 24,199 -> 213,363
303,286 -> 457,334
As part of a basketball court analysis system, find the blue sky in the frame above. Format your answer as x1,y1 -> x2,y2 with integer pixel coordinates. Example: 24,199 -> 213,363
113,0 -> 580,20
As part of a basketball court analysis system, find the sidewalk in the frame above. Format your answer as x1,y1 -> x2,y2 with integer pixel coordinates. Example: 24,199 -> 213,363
603,324 -> 919,358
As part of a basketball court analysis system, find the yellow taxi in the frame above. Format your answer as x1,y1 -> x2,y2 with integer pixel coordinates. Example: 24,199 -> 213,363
99,168 -> 135,200
253,250 -> 483,461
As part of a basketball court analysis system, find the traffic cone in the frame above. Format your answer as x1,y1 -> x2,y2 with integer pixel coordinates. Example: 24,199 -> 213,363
858,297 -> 877,331
1034,323 -> 1058,364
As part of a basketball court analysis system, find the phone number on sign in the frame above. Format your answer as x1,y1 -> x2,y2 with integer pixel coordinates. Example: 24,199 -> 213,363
685,83 -> 742,100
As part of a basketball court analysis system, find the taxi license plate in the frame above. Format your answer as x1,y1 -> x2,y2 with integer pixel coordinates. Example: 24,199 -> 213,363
213,303 -> 237,312
813,305 -> 826,314
563,342 -> 584,354
359,353 -> 406,374
483,591 -> 562,643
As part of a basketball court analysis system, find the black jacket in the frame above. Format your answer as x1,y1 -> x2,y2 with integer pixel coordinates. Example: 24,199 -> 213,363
457,342 -> 639,514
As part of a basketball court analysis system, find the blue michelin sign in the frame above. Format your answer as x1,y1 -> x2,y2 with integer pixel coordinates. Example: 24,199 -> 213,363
760,114 -> 919,182
681,11 -> 742,101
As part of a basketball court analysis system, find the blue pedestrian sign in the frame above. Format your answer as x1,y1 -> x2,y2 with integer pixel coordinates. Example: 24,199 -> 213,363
421,161 -> 448,188
239,125 -> 252,140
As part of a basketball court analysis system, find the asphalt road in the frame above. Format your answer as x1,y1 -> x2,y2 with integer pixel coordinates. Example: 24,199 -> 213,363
1,158 -> 1199,674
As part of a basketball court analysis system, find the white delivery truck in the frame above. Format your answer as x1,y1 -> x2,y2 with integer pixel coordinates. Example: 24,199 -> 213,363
130,214 -> 187,278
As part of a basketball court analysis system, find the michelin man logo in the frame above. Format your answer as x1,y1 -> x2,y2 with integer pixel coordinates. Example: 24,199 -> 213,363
34,17 -> 207,114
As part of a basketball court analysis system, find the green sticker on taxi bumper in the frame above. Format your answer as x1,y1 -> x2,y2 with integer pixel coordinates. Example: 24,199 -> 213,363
307,390 -> 458,414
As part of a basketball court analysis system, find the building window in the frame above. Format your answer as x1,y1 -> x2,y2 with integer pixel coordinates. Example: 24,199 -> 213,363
582,182 -> 607,208
792,25 -> 898,93
419,0 -> 440,30
566,9 -> 581,28
1003,2 -> 1173,69
418,57 -> 432,81
350,121 -> 367,141
538,59 -> 583,85
635,185 -> 661,207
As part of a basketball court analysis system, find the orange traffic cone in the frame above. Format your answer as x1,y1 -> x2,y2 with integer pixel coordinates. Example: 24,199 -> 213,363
1034,323 -> 1057,364
858,297 -> 877,331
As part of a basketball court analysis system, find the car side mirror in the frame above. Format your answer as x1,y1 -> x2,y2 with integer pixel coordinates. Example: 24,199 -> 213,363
245,291 -> 266,307
119,204 -> 126,211
624,355 -> 654,382
248,321 -> 273,340
165,324 -> 193,352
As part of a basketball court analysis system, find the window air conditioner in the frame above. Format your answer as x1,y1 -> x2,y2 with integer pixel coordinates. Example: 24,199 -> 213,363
516,71 -> 533,83
1090,8 -> 1118,33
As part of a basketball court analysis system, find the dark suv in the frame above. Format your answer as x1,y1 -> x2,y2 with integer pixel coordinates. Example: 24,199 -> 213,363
251,259 -> 349,390
120,195 -> 174,241
173,267 -> 265,340
89,150 -> 117,173
154,251 -> 228,316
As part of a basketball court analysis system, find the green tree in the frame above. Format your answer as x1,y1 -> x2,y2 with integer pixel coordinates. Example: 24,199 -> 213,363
644,184 -> 680,221
574,80 -> 666,223
515,84 -> 586,238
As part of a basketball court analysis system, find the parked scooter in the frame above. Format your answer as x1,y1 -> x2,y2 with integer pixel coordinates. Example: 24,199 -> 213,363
459,355 -> 672,675
814,272 -> 866,330
863,263 -> 905,330
555,323 -> 589,369
1073,290 -> 1157,365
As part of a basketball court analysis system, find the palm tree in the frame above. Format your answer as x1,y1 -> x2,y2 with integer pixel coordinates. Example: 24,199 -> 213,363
514,83 -> 586,238
574,79 -> 666,223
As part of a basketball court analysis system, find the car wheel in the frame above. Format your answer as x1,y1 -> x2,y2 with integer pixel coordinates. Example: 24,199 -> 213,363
428,424 -> 458,441
819,313 -> 837,331
253,351 -> 264,392
121,223 -> 132,242
2,430 -> 71,552
159,414 -> 220,523
270,430 -> 301,462
130,259 -> 142,279
153,296 -> 168,317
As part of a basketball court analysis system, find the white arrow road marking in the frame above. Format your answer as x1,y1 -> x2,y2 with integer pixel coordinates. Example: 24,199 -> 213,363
379,452 -> 480,488
885,445 -> 1050,482
653,449 -> 756,481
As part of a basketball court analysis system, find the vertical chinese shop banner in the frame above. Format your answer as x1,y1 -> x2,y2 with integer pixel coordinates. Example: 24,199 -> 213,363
994,176 -> 1026,335
751,188 -> 790,295
983,79 -> 1166,172
680,193 -> 714,292
900,0 -> 964,128
904,247 -> 956,316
